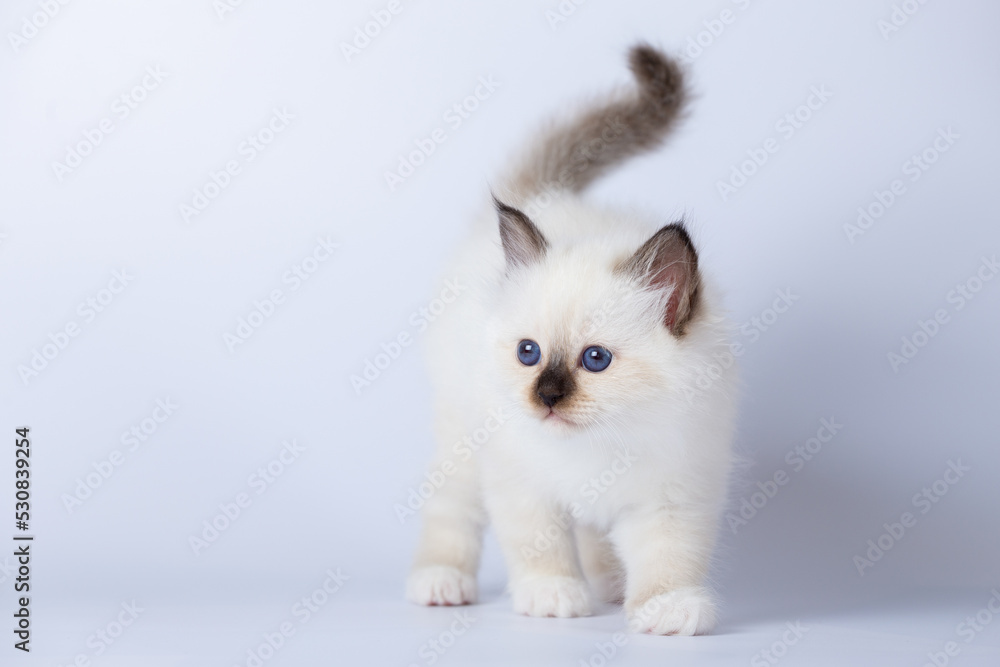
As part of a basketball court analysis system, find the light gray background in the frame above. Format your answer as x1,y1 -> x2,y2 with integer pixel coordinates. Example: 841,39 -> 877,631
1,0 -> 998,665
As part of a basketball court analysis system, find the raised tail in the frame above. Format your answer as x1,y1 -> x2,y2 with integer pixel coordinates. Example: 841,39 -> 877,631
502,44 -> 688,202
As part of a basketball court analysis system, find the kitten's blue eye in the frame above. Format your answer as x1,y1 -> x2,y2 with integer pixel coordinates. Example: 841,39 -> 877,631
581,346 -> 612,372
517,339 -> 541,366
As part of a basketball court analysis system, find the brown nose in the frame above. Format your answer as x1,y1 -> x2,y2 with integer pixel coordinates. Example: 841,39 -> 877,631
535,360 -> 575,409
538,390 -> 564,408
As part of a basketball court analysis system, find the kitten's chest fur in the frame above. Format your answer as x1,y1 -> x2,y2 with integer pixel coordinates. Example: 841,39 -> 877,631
476,408 -> 709,527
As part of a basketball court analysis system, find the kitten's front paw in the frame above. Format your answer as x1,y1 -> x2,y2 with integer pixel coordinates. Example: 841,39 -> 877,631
406,566 -> 477,606
512,575 -> 592,618
626,586 -> 716,635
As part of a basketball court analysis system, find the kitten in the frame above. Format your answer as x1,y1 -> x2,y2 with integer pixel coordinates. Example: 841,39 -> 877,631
406,44 -> 737,636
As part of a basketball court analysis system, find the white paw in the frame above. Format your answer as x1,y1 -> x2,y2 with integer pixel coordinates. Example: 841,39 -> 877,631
626,587 -> 716,635
511,575 -> 592,618
406,566 -> 477,606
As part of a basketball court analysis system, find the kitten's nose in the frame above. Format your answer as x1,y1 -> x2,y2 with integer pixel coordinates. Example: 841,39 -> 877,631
538,391 -> 564,408
535,360 -> 574,410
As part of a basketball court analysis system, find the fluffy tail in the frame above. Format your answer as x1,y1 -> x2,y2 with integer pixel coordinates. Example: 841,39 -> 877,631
503,44 -> 688,201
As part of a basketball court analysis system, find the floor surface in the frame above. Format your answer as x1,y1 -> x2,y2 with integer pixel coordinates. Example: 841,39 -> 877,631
30,582 -> 1000,666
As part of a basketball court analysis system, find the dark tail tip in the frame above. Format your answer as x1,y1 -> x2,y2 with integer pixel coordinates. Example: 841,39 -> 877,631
628,43 -> 685,108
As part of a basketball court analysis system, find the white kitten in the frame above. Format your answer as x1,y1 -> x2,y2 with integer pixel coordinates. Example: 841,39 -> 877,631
406,45 -> 737,636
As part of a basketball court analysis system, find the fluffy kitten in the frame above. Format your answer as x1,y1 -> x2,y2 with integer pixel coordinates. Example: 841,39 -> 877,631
406,44 -> 737,636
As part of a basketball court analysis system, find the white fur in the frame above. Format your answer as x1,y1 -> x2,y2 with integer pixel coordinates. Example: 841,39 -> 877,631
407,192 -> 737,635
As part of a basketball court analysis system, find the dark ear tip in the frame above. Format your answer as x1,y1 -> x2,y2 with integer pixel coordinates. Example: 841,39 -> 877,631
491,192 -> 515,215
662,220 -> 694,242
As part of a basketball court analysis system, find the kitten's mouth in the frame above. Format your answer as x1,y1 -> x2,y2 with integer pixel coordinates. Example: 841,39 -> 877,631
544,409 -> 573,425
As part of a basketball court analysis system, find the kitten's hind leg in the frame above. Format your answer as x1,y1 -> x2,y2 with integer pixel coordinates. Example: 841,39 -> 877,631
407,407 -> 486,606
576,524 -> 625,604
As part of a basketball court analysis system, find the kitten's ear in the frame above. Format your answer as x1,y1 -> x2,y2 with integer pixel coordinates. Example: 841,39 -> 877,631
618,223 -> 701,335
494,196 -> 548,270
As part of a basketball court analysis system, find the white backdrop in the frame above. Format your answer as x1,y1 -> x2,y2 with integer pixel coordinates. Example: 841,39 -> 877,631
1,0 -> 998,665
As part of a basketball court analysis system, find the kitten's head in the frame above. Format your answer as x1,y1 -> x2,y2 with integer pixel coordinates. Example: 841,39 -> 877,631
490,197 -> 701,433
